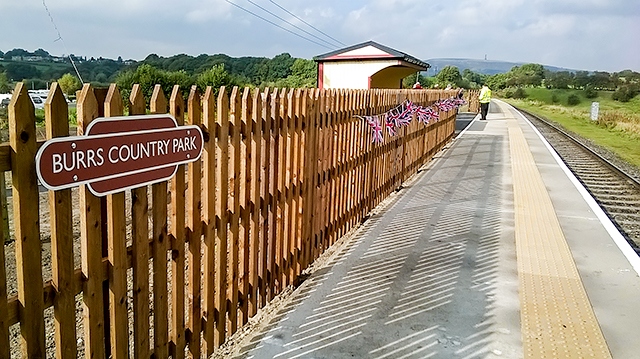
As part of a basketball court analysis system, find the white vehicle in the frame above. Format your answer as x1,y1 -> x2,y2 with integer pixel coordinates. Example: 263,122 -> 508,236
29,93 -> 45,109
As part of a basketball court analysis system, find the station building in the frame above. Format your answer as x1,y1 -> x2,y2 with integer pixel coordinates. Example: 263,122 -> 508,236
313,41 -> 430,90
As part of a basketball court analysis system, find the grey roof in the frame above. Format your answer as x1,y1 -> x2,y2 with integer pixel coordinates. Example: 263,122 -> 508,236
313,41 -> 430,69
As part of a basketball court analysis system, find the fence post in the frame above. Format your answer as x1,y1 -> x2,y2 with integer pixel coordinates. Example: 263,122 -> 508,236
169,85 -> 187,359
239,87 -> 253,326
129,84 -> 151,359
215,86 -> 229,347
150,85 -> 170,359
228,86 -> 241,334
249,88 -> 262,318
202,85 -> 217,355
9,82 -> 46,357
45,83 -> 77,359
187,85 -> 203,358
103,84 -> 129,359
77,83 -> 107,359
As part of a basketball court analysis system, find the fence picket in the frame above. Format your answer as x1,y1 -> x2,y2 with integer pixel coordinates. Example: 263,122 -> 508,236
129,84 -> 151,359
215,87 -> 230,347
239,87 -> 252,326
202,86 -> 217,355
76,84 -> 107,359
104,84 -> 129,359
170,85 -> 187,359
150,85 -> 170,359
44,83 -> 77,359
269,89 -> 281,298
187,86 -> 203,358
259,88 -> 272,308
249,88 -> 262,317
228,86 -> 241,334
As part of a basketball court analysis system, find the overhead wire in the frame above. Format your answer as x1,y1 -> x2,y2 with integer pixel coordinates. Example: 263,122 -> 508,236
267,0 -> 346,47
245,0 -> 339,49
42,0 -> 85,84
224,0 -> 335,51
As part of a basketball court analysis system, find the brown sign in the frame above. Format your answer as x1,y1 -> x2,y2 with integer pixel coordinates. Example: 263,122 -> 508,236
36,115 -> 203,196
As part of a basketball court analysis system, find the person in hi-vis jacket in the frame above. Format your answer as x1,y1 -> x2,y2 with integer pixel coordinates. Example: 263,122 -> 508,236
479,85 -> 491,120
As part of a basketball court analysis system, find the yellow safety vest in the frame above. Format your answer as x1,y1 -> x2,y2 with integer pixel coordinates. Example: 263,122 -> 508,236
479,87 -> 492,103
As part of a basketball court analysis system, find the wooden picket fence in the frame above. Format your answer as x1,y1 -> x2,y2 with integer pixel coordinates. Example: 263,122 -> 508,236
0,81 -> 464,358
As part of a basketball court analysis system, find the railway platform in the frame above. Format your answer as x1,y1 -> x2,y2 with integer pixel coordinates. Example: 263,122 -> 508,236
232,100 -> 640,359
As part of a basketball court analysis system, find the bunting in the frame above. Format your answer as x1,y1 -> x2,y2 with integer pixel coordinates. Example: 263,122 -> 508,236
356,96 -> 466,144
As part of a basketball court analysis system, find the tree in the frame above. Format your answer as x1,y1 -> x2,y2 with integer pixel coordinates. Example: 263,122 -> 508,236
196,64 -> 238,94
4,48 -> 30,59
277,58 -> 316,88
0,72 -> 10,93
591,71 -> 616,90
546,71 -> 573,89
5,63 -> 41,80
33,48 -> 50,57
507,63 -> 544,87
485,73 -> 508,90
435,66 -> 462,87
573,71 -> 590,89
462,69 -> 484,87
58,73 -> 81,97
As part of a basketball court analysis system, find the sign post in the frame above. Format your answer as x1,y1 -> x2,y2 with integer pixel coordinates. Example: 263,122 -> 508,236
591,102 -> 599,121
36,114 -> 203,196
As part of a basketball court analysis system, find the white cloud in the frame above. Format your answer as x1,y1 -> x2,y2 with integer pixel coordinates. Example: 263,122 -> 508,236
0,0 -> 638,71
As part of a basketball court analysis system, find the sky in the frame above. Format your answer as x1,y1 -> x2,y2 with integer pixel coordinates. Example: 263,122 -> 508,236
0,0 -> 639,73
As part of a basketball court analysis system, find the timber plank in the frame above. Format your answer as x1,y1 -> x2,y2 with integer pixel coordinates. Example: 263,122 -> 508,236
272,89 -> 282,294
259,88 -> 272,308
104,84 -> 129,359
215,87 -> 229,347
249,88 -> 262,317
77,84 -> 106,359
45,83 -> 77,359
202,86 -> 217,355
187,86 -> 203,358
239,88 -> 252,326
150,85 -> 170,359
129,84 -> 151,359
170,85 -> 187,359
228,87 -> 241,335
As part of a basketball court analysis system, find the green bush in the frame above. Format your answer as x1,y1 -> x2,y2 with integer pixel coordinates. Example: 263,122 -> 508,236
551,93 -> 560,104
612,85 -> 639,102
584,85 -> 598,99
503,88 -> 514,98
567,94 -> 580,106
512,88 -> 527,99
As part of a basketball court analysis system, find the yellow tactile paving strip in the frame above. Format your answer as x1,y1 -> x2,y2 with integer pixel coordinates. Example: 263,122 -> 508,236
507,115 -> 612,359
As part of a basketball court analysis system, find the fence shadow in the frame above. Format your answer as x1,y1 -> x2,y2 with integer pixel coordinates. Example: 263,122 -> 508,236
236,135 -> 513,358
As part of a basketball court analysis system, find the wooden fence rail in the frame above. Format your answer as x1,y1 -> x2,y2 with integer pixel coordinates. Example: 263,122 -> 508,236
1,82 -> 465,358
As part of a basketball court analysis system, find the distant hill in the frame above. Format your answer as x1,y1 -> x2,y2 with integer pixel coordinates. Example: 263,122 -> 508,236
424,58 -> 580,76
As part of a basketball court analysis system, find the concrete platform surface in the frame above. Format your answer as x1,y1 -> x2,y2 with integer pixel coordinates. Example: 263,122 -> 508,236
232,101 -> 640,359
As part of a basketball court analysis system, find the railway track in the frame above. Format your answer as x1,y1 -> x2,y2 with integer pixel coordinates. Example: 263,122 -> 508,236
516,107 -> 640,253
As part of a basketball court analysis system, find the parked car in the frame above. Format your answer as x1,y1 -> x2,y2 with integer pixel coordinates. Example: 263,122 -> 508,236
0,98 -> 10,108
29,94 -> 45,109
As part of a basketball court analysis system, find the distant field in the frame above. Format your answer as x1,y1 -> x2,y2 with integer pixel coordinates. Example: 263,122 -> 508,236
503,88 -> 640,169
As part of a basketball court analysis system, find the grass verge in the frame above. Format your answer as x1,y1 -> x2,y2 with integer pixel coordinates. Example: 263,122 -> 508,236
503,89 -> 640,169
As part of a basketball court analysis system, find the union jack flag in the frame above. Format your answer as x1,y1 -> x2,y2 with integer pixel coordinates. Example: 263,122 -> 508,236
385,115 -> 397,136
358,115 -> 384,144
394,101 -> 413,127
